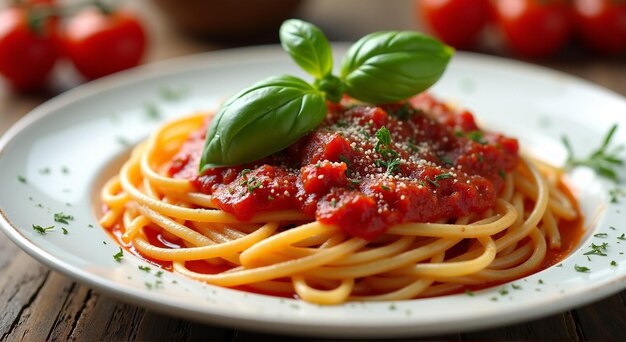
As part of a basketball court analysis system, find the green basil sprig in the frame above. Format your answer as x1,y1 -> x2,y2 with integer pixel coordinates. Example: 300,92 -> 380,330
199,19 -> 453,170
200,75 -> 326,171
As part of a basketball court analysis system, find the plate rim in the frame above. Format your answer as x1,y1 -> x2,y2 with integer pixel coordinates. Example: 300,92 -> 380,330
1,45 -> 626,338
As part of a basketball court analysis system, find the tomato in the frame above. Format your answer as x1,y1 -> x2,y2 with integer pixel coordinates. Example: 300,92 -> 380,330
495,0 -> 573,58
417,0 -> 493,49
64,7 -> 146,80
574,0 -> 626,55
0,7 -> 59,91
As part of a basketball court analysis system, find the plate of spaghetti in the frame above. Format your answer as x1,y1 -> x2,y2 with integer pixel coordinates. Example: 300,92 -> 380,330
0,20 -> 625,338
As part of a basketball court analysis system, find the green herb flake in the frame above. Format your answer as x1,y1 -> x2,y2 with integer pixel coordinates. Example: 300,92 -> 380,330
17,175 -> 27,184
145,102 -> 161,120
498,169 -> 506,180
609,188 -> 624,203
155,271 -> 163,278
388,304 -> 397,311
39,167 -> 51,174
113,247 -> 124,262
466,130 -> 487,144
498,289 -> 509,296
512,284 -> 522,290
61,166 -> 70,174
159,85 -> 188,101
32,224 -> 54,234
465,289 -> 475,297
138,265 -> 151,272
61,227 -> 68,235
618,233 -> 626,241
583,242 -> 609,256
54,212 -> 74,224
538,279 -> 544,284
594,233 -> 609,238
574,264 -> 591,273
381,184 -> 391,191
611,260 -> 617,266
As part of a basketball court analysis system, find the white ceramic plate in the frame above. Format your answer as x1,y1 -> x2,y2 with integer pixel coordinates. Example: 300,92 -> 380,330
1,45 -> 625,338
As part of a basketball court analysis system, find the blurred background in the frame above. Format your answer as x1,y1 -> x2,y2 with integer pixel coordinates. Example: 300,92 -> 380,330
0,0 -> 624,98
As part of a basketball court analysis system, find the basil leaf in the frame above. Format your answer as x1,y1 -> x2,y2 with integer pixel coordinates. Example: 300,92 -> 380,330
280,19 -> 333,79
340,31 -> 453,104
200,75 -> 326,171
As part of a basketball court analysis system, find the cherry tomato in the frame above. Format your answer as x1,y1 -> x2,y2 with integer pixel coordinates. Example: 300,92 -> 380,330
0,7 -> 59,91
574,0 -> 626,55
64,7 -> 146,80
417,0 -> 493,49
495,0 -> 573,58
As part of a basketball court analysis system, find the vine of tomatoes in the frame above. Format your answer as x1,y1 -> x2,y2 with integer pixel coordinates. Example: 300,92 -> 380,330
417,0 -> 626,58
0,1 -> 146,92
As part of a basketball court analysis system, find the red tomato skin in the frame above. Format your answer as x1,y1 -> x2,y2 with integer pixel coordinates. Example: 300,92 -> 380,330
64,8 -> 146,80
418,0 -> 493,49
0,7 -> 59,91
496,0 -> 573,58
574,0 -> 626,55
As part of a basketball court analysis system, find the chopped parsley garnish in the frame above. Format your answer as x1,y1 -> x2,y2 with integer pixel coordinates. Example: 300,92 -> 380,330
54,212 -> 74,224
387,103 -> 416,120
498,289 -> 509,296
145,102 -> 161,120
138,265 -> 151,272
116,136 -> 131,147
330,198 -> 337,208
388,304 -> 397,311
339,155 -> 353,177
159,85 -> 187,101
511,284 -> 522,290
574,264 -> 590,273
246,179 -> 262,193
39,167 -> 51,174
239,170 -> 262,193
618,233 -> 626,241
17,175 -> 27,183
155,271 -> 163,278
593,233 -> 608,238
498,169 -> 506,179
381,184 -> 391,191
611,260 -> 617,266
609,188 -> 624,203
562,123 -> 623,182
583,242 -> 609,256
61,227 -> 68,235
61,166 -> 70,174
465,289 -> 475,296
113,247 -> 124,262
466,130 -> 487,144
538,279 -> 544,284
374,126 -> 401,176
32,224 -> 54,234
439,154 -> 453,165
426,172 -> 453,188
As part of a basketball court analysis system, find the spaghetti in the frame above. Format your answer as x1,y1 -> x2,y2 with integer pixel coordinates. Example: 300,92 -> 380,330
99,94 -> 580,305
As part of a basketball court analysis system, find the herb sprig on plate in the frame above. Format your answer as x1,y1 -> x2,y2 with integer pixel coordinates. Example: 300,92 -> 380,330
199,19 -> 453,171
562,124 -> 624,182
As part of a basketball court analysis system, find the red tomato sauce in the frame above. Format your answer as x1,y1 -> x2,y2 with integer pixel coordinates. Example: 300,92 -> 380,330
168,94 -> 519,240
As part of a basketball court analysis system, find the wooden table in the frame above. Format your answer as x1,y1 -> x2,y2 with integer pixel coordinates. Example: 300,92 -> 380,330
1,1 -> 625,340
